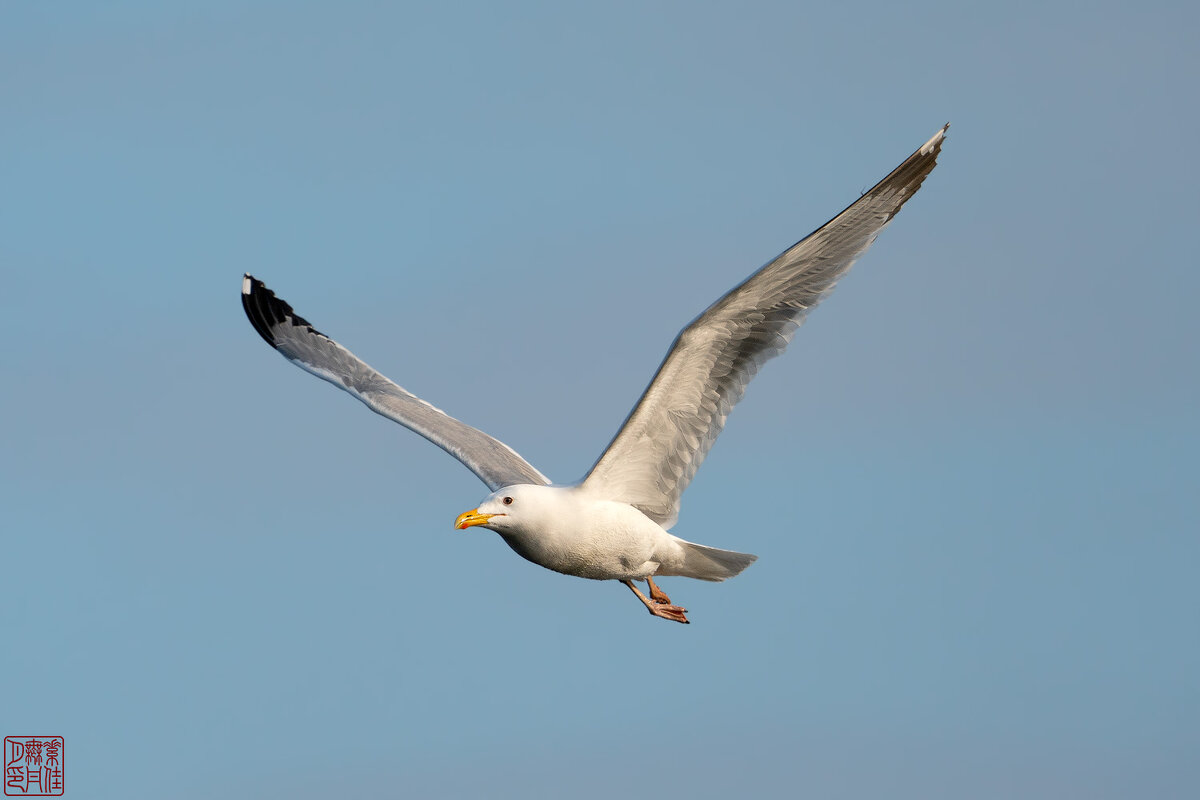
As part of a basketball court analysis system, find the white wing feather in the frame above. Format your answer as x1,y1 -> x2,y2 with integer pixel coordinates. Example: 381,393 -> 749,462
581,125 -> 948,527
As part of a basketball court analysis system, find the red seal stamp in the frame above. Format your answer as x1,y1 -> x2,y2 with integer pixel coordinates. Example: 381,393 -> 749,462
4,738 -> 63,797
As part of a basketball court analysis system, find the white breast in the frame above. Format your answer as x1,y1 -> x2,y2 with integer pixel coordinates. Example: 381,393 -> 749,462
495,486 -> 684,581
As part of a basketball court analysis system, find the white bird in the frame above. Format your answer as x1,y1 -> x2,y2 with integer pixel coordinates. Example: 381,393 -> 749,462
242,124 -> 948,623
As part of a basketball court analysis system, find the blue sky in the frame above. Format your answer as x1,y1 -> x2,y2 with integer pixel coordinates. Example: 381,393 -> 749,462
2,1 -> 1197,798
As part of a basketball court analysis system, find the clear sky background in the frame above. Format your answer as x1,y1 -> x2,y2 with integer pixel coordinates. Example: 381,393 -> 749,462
2,1 -> 1197,798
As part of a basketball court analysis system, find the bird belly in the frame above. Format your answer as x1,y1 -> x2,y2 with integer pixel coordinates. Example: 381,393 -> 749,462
499,502 -> 674,581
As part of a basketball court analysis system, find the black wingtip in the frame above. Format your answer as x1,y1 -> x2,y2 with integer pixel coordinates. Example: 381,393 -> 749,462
241,274 -> 325,348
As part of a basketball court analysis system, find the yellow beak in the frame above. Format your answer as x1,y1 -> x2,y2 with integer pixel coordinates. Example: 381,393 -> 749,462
455,508 -> 495,530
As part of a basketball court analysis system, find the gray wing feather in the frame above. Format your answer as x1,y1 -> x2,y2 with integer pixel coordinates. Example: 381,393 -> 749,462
581,125 -> 948,527
242,276 -> 550,491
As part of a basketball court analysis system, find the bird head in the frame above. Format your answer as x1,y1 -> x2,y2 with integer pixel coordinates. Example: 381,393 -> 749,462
454,484 -> 543,534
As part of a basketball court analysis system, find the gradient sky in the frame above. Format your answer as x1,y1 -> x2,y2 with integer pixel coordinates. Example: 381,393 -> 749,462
2,2 -> 1197,798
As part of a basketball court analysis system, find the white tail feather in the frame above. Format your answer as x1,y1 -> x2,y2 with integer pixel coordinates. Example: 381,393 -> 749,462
668,541 -> 758,582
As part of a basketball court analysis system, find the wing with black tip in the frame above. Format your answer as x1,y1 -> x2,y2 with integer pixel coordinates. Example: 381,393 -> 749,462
241,275 -> 550,491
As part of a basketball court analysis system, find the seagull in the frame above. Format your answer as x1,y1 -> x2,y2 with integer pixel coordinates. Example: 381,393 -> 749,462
242,124 -> 948,624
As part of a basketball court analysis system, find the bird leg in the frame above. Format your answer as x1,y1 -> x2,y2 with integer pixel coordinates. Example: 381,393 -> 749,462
646,575 -> 672,605
622,579 -> 689,624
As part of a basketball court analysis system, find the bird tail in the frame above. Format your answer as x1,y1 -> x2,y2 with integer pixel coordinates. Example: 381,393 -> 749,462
672,541 -> 758,582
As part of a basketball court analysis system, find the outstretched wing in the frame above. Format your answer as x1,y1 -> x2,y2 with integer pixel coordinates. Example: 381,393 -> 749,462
242,275 -> 550,490
581,125 -> 948,528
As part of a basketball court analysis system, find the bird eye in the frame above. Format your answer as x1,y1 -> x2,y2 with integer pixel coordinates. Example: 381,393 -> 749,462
503,496 -> 513,505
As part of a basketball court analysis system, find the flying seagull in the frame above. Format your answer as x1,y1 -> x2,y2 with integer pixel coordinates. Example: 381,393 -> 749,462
242,124 -> 948,624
